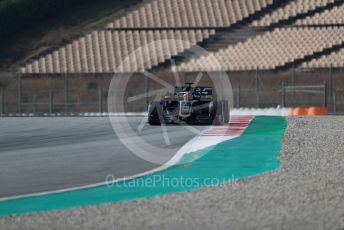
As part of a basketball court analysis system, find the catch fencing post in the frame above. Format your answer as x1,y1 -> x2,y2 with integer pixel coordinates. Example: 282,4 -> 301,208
333,87 -> 337,115
256,68 -> 260,108
281,82 -> 285,107
323,82 -> 327,107
236,84 -> 240,108
292,64 -> 296,106
144,74 -> 149,110
64,74 -> 68,111
32,94 -> 37,114
98,87 -> 102,113
17,73 -> 22,113
49,90 -> 53,114
329,65 -> 334,113
0,87 -> 3,116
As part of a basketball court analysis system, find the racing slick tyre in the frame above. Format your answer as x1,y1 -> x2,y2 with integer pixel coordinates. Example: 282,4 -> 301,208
213,100 -> 229,125
148,101 -> 164,125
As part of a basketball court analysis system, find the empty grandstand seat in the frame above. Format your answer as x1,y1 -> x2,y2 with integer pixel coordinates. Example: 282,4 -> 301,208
252,0 -> 337,27
107,0 -> 274,29
296,3 -> 344,25
20,29 -> 215,74
178,27 -> 344,72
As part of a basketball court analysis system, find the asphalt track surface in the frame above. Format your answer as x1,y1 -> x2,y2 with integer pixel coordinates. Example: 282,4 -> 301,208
0,117 -> 208,198
1,117 -> 343,230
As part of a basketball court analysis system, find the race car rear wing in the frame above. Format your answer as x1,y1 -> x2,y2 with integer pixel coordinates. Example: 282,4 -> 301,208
174,86 -> 213,95
194,87 -> 213,96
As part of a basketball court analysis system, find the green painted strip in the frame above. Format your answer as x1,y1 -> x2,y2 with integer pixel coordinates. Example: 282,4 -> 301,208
0,116 -> 286,217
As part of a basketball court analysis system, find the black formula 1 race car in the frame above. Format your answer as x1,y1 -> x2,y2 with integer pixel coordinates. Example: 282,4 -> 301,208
148,83 -> 229,125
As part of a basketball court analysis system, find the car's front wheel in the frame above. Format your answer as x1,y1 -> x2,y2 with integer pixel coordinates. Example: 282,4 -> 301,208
148,102 -> 164,125
212,100 -> 229,125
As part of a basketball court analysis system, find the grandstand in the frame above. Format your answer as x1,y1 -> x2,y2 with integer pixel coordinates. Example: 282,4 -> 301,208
178,27 -> 344,71
251,0 -> 342,27
296,3 -> 344,25
302,47 -> 344,68
19,29 -> 215,74
107,0 -> 274,28
9,0 -> 344,114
